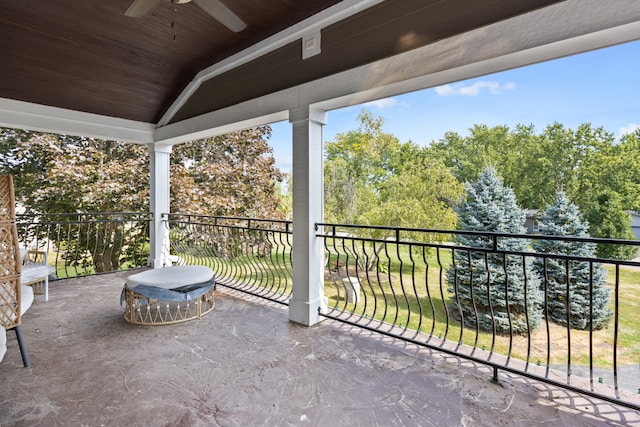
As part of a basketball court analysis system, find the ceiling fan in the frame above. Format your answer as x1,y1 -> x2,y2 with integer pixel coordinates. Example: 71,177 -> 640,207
125,0 -> 247,32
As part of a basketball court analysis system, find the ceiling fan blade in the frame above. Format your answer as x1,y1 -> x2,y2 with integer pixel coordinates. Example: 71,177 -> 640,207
193,0 -> 247,32
125,0 -> 162,17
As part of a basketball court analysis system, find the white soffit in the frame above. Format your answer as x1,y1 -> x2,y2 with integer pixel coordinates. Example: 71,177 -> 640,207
0,98 -> 155,143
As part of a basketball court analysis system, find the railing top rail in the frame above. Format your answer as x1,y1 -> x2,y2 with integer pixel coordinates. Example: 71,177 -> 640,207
16,212 -> 153,226
325,233 -> 640,266
17,212 -> 152,217
164,213 -> 292,225
166,222 -> 291,234
316,222 -> 640,247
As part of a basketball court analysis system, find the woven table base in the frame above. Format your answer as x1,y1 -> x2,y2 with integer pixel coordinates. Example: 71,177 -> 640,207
123,285 -> 215,326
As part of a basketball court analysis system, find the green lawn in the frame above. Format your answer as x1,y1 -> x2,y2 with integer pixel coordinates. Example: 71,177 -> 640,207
324,242 -> 640,369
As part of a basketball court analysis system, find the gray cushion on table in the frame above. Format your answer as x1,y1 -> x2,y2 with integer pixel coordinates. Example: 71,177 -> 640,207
130,281 -> 213,302
121,266 -> 214,305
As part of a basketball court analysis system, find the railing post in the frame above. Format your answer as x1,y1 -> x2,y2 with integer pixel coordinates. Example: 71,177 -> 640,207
149,143 -> 172,268
288,106 -> 328,326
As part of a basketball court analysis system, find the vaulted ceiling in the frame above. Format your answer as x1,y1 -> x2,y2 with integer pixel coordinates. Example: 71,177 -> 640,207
1,0 -> 639,144
1,0 -> 560,123
1,0 -> 342,123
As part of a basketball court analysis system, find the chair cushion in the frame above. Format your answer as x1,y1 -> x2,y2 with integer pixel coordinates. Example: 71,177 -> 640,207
21,264 -> 54,285
19,248 -> 28,263
20,285 -> 33,316
0,327 -> 6,363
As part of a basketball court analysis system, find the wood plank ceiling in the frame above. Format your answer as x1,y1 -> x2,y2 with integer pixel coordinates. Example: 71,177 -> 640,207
0,0 -> 563,126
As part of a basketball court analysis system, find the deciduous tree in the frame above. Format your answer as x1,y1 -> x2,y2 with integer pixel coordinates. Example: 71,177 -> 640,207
0,125 -> 284,270
171,126 -> 283,218
324,111 -> 462,231
0,129 -> 149,271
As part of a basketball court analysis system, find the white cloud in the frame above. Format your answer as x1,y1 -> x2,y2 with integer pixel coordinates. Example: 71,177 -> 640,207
435,81 -> 516,96
276,155 -> 292,173
434,85 -> 454,96
619,123 -> 639,136
363,97 -> 398,109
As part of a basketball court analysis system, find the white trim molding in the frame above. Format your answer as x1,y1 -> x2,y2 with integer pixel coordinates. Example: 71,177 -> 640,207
0,98 -> 155,143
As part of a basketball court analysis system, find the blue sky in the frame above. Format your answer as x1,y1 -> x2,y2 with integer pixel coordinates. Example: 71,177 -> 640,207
269,40 -> 640,173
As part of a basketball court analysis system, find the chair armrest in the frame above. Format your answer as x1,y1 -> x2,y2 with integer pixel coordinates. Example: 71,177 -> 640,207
21,250 -> 54,287
21,264 -> 54,284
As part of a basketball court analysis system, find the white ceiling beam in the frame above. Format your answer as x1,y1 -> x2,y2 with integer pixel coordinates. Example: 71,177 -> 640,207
0,98 -> 155,143
154,110 -> 290,146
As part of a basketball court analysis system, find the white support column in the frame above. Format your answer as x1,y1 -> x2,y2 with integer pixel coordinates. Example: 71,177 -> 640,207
148,143 -> 172,269
289,106 -> 328,326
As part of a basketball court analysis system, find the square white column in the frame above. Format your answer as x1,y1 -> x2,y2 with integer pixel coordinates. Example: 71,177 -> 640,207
149,143 -> 172,268
289,107 -> 328,326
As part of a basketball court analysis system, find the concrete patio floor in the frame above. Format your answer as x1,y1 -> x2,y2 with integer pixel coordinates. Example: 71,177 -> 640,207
1,271 -> 639,426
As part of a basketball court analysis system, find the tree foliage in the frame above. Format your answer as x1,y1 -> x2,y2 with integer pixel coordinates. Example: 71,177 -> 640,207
171,126 -> 284,218
274,172 -> 292,219
1,126 -> 283,218
429,123 -> 638,258
0,129 -> 150,271
0,126 -> 283,270
0,129 -> 149,213
531,192 -> 611,330
446,168 -> 543,335
324,111 -> 463,232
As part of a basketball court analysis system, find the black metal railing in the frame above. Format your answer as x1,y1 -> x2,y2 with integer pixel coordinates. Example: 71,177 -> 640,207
164,214 -> 293,304
317,222 -> 640,411
15,212 -> 151,279
36,211 -> 637,409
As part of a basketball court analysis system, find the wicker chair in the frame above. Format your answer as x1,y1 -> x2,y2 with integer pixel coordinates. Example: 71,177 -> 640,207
0,175 -> 33,367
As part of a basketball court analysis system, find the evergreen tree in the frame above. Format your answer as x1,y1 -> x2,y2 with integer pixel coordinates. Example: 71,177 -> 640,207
532,192 -> 612,330
447,168 -> 543,335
